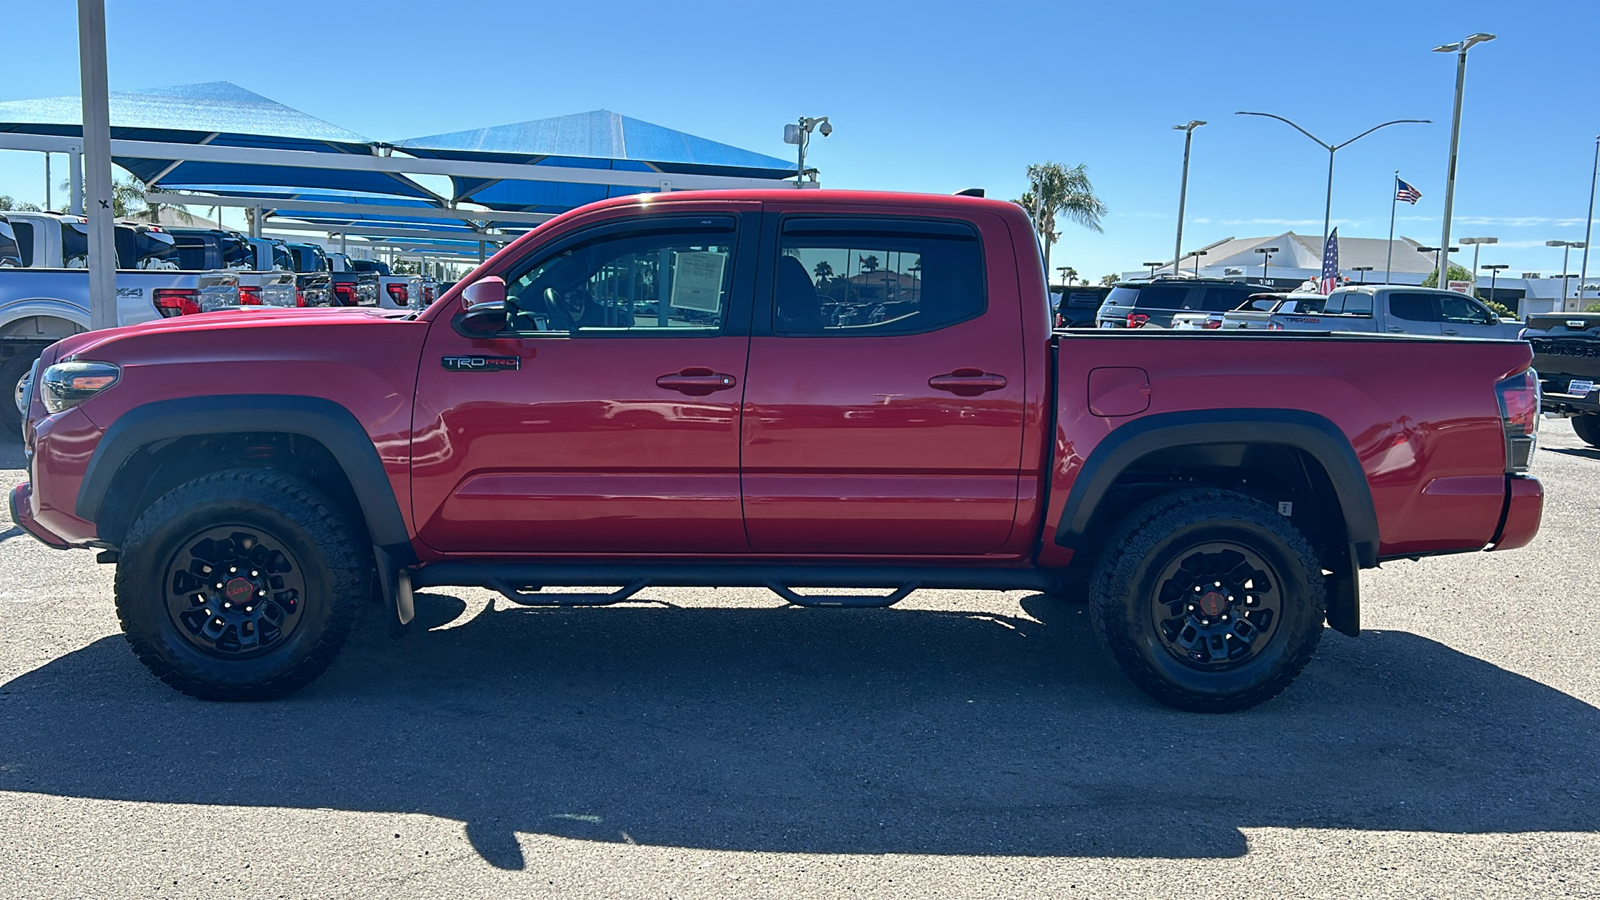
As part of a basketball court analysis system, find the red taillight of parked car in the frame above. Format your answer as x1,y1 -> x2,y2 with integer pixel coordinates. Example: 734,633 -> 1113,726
238,286 -> 263,306
1126,312 -> 1150,328
1202,317 -> 1223,330
422,285 -> 435,303
1495,369 -> 1540,473
332,282 -> 358,305
295,288 -> 306,307
385,283 -> 409,305
153,288 -> 201,318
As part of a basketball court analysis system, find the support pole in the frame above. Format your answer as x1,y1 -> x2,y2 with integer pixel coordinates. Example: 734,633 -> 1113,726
1437,45 -> 1470,289
1580,135 -> 1598,306
1172,127 -> 1195,277
1322,148 -> 1335,252
44,153 -> 52,211
1385,171 -> 1398,284
78,0 -> 116,331
69,150 -> 84,215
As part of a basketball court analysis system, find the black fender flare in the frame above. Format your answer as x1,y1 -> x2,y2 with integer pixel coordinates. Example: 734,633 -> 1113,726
76,394 -> 414,561
1053,408 -> 1379,569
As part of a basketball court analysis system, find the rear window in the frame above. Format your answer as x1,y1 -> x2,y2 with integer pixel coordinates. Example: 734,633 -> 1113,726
1063,288 -> 1107,308
1110,283 -> 1193,309
172,236 -> 210,271
12,221 -> 34,266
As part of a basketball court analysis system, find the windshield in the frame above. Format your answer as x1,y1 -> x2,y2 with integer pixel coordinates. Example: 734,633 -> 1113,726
222,237 -> 254,270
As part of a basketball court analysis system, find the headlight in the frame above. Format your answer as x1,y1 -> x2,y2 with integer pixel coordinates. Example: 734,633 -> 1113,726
40,361 -> 120,414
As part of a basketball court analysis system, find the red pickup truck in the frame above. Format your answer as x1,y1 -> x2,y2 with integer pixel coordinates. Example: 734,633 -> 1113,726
11,190 -> 1543,711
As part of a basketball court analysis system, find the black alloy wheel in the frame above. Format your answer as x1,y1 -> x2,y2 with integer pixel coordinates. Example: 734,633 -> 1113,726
116,468 -> 370,700
1089,488 -> 1327,713
163,526 -> 308,659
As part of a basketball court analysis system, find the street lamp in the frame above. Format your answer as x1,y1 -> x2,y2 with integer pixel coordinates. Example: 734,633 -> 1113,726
1481,263 -> 1508,298
1547,240 -> 1586,309
1142,261 -> 1165,278
1235,111 -> 1429,251
1352,265 -> 1374,284
1459,236 -> 1497,290
1186,249 -> 1208,276
1254,246 -> 1279,281
1171,120 -> 1206,276
783,115 -> 832,186
1432,32 -> 1496,289
1581,135 -> 1599,306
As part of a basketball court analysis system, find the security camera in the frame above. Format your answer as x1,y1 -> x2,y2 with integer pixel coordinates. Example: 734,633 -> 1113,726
818,120 -> 832,137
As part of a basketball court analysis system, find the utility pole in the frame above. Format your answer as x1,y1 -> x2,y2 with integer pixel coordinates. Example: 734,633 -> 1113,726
1171,121 -> 1205,276
78,0 -> 116,331
1581,135 -> 1598,306
1433,33 -> 1496,290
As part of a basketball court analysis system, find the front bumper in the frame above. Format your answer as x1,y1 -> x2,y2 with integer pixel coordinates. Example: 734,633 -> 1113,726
10,482 -> 70,549
1489,474 -> 1543,552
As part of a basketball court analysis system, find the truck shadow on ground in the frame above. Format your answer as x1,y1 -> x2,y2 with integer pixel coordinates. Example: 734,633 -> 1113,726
0,591 -> 1596,869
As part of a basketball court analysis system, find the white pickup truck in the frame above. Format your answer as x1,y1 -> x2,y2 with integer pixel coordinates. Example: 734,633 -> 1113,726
0,211 -> 240,434
1245,285 -> 1524,339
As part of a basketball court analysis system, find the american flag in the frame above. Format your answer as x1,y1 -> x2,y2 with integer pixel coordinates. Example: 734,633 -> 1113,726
1396,178 -> 1422,204
1320,228 -> 1340,295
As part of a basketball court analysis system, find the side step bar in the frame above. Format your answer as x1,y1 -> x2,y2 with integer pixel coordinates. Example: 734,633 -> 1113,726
404,563 -> 1058,618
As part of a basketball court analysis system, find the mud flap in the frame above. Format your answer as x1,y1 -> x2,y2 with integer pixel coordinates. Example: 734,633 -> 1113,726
1324,543 -> 1361,637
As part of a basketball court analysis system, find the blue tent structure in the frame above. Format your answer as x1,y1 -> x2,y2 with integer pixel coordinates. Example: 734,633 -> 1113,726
0,82 -> 435,199
393,109 -> 798,213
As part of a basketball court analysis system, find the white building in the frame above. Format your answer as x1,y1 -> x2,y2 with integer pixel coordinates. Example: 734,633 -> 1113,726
1126,231 -> 1597,316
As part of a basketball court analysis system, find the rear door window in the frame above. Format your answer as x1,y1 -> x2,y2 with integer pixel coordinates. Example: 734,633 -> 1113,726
1389,293 -> 1438,322
1130,283 -> 1193,310
1199,286 -> 1249,311
11,221 -> 34,266
775,217 -> 984,335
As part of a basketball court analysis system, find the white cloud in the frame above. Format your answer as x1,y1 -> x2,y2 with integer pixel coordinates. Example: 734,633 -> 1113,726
1395,214 -> 1589,228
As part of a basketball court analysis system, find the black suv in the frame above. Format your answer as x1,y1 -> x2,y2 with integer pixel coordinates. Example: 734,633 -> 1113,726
1095,277 -> 1274,329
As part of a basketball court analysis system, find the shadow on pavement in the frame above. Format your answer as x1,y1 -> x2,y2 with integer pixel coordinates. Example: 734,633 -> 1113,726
0,591 -> 1596,869
1546,446 -> 1600,463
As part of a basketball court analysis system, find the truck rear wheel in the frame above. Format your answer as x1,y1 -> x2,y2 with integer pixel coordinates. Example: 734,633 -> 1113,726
114,469 -> 371,700
1088,488 -> 1326,712
1573,413 -> 1600,448
0,352 -> 36,437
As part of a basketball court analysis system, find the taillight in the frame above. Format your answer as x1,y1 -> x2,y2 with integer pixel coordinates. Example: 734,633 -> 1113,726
332,282 -> 357,305
1495,369 -> 1540,473
385,283 -> 409,305
153,288 -> 201,317
1202,317 -> 1223,330
423,286 -> 435,303
1126,312 -> 1150,328
296,288 -> 306,307
238,286 -> 263,306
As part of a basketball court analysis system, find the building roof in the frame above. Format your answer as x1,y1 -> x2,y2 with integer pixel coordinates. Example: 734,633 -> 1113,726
1193,231 -> 1439,275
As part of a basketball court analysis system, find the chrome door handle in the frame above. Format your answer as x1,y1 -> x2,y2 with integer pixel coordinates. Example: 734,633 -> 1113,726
929,368 -> 1008,396
656,367 -> 738,396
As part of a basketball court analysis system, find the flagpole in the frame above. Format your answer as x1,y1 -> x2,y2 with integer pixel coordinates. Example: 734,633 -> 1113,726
1385,170 -> 1399,284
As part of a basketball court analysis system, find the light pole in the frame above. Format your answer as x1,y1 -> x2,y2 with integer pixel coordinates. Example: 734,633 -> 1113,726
1433,32 -> 1496,290
1143,261 -> 1164,278
1481,263 -> 1508,300
1171,120 -> 1206,276
1547,240 -> 1586,309
1187,249 -> 1208,276
1235,111 -> 1429,251
1581,135 -> 1598,306
783,116 -> 832,186
1352,265 -> 1374,284
1459,236 -> 1497,291
1255,246 -> 1279,281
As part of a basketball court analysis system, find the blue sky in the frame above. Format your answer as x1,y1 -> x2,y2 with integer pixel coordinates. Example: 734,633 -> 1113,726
1,0 -> 1596,280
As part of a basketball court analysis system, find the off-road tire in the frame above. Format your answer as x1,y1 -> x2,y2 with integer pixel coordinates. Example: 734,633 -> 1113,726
0,352 -> 36,437
115,468 -> 371,700
1088,488 -> 1327,713
1572,413 -> 1600,448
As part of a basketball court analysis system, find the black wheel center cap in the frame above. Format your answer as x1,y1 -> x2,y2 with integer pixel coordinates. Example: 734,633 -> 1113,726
1198,591 -> 1229,618
224,577 -> 255,606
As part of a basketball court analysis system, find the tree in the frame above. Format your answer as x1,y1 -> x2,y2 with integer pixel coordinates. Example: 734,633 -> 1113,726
1015,162 -> 1106,278
1057,266 -> 1078,286
0,196 -> 41,212
1420,262 -> 1475,293
1585,302 -> 1600,313
1099,273 -> 1119,287
812,260 -> 833,286
68,171 -> 195,223
859,254 -> 880,273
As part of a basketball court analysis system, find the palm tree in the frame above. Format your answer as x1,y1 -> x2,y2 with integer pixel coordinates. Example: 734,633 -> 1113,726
859,254 -> 880,273
1016,162 -> 1106,279
71,172 -> 195,223
1099,273 -> 1119,287
812,260 -> 833,286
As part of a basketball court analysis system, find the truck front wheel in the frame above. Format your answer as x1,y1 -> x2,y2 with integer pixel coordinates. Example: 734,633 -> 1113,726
1572,413 -> 1600,448
0,352 -> 37,437
114,469 -> 371,700
1089,489 -> 1327,712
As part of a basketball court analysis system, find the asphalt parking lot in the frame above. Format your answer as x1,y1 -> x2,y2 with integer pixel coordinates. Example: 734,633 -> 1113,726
0,425 -> 1596,899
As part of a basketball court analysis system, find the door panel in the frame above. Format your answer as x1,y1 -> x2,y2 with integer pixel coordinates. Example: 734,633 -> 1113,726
411,211 -> 755,554
741,211 -> 1026,555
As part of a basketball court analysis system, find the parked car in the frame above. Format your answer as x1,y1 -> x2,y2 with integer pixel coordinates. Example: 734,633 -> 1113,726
1095,276 -> 1276,329
1255,285 -> 1524,339
1525,311 -> 1600,446
162,227 -> 296,309
1172,292 -> 1327,331
0,212 -> 239,434
12,189 -> 1542,713
330,253 -> 424,309
1052,285 -> 1111,328
284,242 -> 333,306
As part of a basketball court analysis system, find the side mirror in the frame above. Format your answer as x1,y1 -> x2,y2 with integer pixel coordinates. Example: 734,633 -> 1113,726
459,276 -> 507,335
